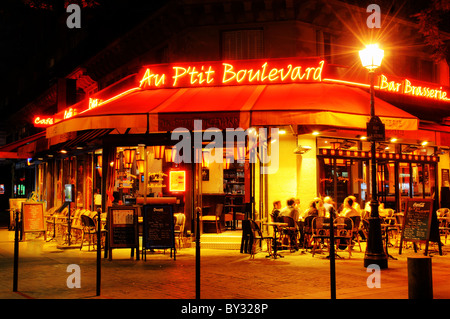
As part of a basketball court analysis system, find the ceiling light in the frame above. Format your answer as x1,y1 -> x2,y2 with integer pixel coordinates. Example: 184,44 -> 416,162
293,145 -> 312,155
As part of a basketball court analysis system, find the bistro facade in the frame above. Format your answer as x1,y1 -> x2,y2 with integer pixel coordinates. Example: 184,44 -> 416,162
19,56 -> 450,236
3,1 -> 450,239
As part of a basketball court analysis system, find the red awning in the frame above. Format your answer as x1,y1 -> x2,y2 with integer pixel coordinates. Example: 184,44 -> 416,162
46,83 -> 418,138
0,131 -> 46,159
250,83 -> 418,130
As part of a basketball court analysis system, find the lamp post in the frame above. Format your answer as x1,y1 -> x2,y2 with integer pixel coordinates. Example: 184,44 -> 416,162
359,44 -> 388,269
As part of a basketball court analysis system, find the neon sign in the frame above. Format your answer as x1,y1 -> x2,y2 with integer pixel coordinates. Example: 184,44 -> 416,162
139,59 -> 325,89
64,108 -> 76,119
169,170 -> 186,192
379,74 -> 449,101
33,116 -> 54,127
88,98 -> 103,110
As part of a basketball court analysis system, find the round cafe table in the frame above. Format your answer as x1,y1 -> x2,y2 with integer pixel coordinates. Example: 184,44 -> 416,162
264,222 -> 288,259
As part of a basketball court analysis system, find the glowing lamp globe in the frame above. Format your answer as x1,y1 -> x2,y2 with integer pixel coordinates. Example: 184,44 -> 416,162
359,44 -> 384,71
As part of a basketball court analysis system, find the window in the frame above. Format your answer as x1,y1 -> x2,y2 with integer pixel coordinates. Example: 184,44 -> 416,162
221,29 -> 264,60
316,30 -> 332,63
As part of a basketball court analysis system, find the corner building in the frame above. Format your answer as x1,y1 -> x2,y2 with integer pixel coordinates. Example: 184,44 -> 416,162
5,0 -> 450,241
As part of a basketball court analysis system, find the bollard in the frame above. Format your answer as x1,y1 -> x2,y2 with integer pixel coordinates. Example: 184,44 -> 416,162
96,208 -> 102,296
407,256 -> 433,299
195,206 -> 201,300
13,210 -> 19,292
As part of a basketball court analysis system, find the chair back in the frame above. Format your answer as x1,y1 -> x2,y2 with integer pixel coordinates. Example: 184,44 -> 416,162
312,217 -> 330,236
81,214 -> 96,229
385,208 -> 395,217
249,219 -> 263,237
334,216 -> 353,238
215,203 -> 224,217
174,213 -> 185,232
280,216 -> 296,227
350,216 -> 361,232
437,208 -> 449,217
303,215 -> 315,234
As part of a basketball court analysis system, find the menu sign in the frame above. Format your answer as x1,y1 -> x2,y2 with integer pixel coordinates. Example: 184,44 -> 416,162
399,198 -> 433,254
143,205 -> 175,257
22,202 -> 45,232
108,206 -> 138,249
22,202 -> 46,240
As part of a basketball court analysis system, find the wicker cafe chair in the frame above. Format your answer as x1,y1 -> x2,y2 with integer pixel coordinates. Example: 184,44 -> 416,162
249,219 -> 272,259
44,206 -> 59,240
311,217 -> 330,257
54,207 -> 69,239
80,213 -> 107,251
60,208 -> 83,244
438,209 -> 450,244
174,213 -> 186,249
201,203 -> 224,233
349,215 -> 362,252
334,216 -> 354,258
277,216 -> 299,251
302,215 -> 315,250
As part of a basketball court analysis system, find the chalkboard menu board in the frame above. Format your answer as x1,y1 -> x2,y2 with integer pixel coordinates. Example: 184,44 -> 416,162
108,206 -> 138,249
143,204 -> 175,251
22,202 -> 46,240
399,198 -> 433,254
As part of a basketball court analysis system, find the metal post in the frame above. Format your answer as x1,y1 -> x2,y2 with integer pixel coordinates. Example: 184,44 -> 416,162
13,210 -> 19,292
364,70 -> 388,269
96,208 -> 102,296
329,207 -> 336,299
195,206 -> 201,300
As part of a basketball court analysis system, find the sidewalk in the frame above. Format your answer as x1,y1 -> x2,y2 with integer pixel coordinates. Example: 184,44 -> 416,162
1,228 -> 450,300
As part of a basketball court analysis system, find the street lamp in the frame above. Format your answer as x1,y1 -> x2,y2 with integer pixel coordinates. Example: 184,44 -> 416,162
359,44 -> 388,269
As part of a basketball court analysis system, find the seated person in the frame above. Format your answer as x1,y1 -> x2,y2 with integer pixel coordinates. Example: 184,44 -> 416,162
303,200 -> 319,219
279,198 -> 300,222
364,200 -> 385,217
271,200 -> 282,222
341,196 -> 360,218
348,195 -> 362,215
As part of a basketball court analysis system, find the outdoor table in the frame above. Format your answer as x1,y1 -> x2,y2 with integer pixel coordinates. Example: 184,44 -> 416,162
264,222 -> 288,259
